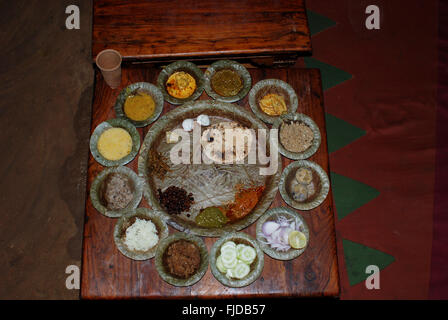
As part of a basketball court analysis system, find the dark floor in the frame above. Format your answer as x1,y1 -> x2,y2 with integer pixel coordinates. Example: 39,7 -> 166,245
0,1 -> 93,299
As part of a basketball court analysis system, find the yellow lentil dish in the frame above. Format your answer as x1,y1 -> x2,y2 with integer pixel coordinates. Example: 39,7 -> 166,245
124,91 -> 155,121
97,127 -> 132,161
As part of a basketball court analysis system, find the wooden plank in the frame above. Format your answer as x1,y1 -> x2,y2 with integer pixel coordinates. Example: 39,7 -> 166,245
81,66 -> 339,299
92,0 -> 311,62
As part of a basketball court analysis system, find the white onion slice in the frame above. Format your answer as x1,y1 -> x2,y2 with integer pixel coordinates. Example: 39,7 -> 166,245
262,221 -> 280,236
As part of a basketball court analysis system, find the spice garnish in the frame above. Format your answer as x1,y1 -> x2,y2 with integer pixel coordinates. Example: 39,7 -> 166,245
279,121 -> 314,153
158,186 -> 194,215
221,185 -> 265,222
147,149 -> 170,180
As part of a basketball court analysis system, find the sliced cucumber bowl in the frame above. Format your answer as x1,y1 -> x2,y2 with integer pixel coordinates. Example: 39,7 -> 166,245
210,232 -> 264,288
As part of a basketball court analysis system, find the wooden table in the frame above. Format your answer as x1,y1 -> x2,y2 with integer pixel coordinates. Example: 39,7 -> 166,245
93,0 -> 312,66
81,66 -> 339,299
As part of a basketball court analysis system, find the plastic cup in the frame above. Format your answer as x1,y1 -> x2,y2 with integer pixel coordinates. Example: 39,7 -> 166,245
95,49 -> 122,89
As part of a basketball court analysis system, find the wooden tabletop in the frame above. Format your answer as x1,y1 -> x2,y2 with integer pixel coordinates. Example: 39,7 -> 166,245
81,66 -> 339,299
92,0 -> 312,65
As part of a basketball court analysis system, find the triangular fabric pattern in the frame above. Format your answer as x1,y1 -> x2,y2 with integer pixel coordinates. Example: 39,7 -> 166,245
330,172 -> 380,220
304,57 -> 352,91
342,239 -> 395,286
325,112 -> 365,153
307,9 -> 337,36
308,10 -> 393,294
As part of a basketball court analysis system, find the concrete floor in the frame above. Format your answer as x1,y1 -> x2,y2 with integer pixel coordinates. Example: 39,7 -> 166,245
0,1 -> 93,299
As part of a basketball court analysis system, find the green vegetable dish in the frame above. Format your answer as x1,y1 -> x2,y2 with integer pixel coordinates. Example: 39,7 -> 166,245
195,207 -> 228,228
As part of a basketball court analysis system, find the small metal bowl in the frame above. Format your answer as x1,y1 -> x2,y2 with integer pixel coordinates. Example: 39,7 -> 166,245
155,233 -> 209,287
114,82 -> 164,128
204,60 -> 252,103
157,61 -> 205,105
113,207 -> 169,261
272,113 -> 321,160
90,166 -> 143,218
279,160 -> 330,210
248,79 -> 298,124
256,207 -> 309,260
210,232 -> 264,288
89,118 -> 140,167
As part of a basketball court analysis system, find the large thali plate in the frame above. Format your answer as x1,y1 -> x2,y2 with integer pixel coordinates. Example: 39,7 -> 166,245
138,100 -> 281,237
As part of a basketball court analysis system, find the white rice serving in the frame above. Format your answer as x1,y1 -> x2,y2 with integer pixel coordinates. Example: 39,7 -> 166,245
124,218 -> 159,252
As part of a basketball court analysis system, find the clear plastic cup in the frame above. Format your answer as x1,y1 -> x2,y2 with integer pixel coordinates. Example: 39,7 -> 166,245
95,49 -> 122,89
